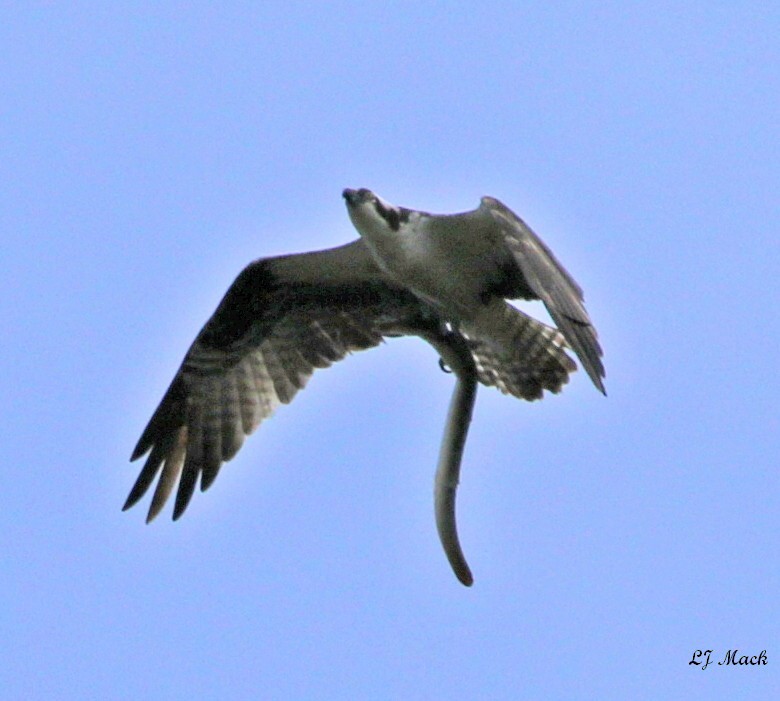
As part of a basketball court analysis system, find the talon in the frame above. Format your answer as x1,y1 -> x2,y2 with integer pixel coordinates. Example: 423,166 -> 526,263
439,358 -> 452,373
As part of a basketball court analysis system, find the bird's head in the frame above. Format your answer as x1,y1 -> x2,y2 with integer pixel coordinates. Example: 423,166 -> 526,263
343,188 -> 409,235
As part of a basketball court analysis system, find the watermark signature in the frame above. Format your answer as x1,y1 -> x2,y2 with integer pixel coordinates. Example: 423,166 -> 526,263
689,649 -> 767,670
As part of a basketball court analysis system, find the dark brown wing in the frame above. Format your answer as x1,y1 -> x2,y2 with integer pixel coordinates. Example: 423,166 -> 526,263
482,197 -> 606,394
125,241 -> 433,522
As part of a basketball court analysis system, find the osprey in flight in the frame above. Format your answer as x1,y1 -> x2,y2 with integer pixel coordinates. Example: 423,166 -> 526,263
125,188 -> 605,586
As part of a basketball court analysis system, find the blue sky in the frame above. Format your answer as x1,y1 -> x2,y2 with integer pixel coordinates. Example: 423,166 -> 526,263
2,2 -> 779,699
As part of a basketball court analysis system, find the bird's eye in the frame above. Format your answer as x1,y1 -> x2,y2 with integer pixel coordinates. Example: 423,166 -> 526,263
357,188 -> 373,200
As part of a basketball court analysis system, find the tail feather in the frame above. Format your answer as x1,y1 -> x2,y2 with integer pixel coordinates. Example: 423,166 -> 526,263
460,299 -> 576,400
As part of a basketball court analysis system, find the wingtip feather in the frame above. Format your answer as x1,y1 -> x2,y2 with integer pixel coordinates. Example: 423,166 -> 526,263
121,495 -> 138,512
130,442 -> 148,462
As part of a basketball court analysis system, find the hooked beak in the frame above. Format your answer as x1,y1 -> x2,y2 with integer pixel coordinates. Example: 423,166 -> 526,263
342,188 -> 358,206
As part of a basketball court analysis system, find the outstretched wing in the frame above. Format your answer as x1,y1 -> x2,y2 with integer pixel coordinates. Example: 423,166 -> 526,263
481,197 -> 606,394
125,240 -> 431,523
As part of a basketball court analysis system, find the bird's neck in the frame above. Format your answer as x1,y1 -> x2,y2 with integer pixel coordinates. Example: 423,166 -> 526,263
357,220 -> 428,281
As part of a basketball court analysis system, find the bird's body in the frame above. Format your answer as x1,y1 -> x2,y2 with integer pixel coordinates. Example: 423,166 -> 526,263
346,193 -> 511,320
125,188 -> 605,585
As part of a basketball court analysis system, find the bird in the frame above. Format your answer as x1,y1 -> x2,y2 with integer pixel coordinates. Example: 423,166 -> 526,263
124,188 -> 605,586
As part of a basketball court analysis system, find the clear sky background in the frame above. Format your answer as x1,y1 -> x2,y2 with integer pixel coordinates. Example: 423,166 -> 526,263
2,3 -> 779,699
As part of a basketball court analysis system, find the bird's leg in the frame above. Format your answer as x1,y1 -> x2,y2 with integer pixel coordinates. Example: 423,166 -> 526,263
420,327 -> 478,587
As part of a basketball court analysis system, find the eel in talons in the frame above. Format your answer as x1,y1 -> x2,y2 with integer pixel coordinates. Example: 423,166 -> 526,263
425,329 -> 478,587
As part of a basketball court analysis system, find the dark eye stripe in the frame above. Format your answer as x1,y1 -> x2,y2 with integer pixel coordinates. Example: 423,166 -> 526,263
373,200 -> 410,232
